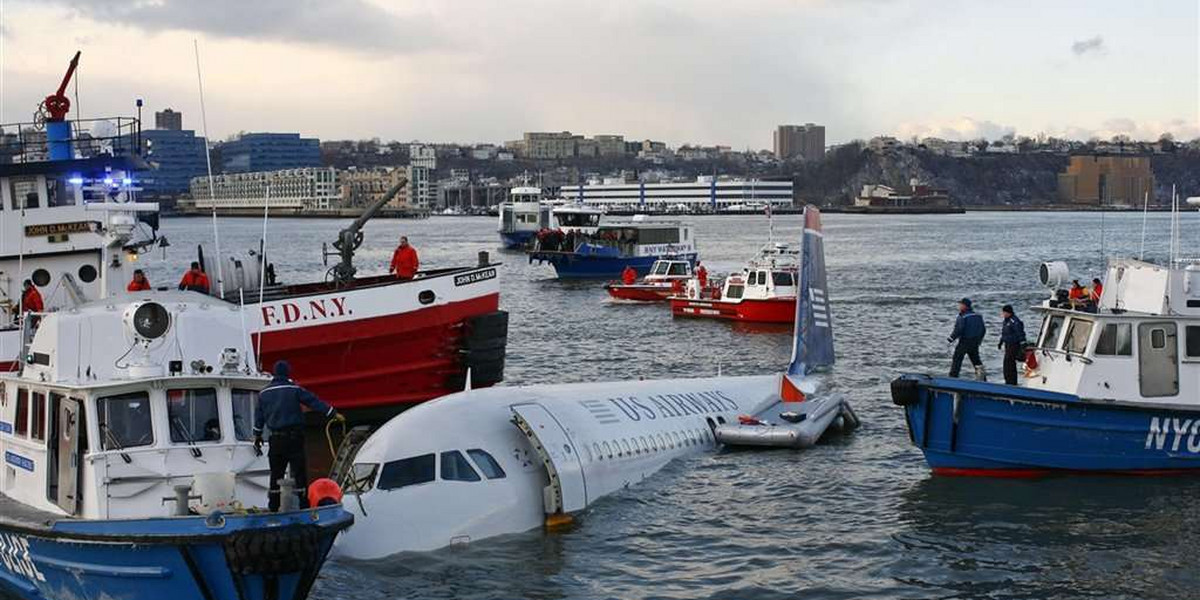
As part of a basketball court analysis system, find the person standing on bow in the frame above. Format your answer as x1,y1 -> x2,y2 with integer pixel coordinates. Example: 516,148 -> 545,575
389,236 -> 419,280
696,262 -> 708,288
948,297 -> 987,380
998,304 -> 1027,385
253,361 -> 344,512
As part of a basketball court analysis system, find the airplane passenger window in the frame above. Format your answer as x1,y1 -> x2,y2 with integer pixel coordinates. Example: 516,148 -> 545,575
620,439 -> 630,457
603,441 -> 613,459
378,454 -> 435,490
592,443 -> 603,460
467,449 -> 506,480
440,451 -> 481,482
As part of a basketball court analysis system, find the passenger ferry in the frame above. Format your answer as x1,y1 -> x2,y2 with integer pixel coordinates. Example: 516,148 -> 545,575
0,292 -> 352,600
496,186 -> 550,249
893,248 -> 1200,476
528,217 -> 697,279
549,205 -> 603,235
603,258 -> 694,302
670,241 -> 800,323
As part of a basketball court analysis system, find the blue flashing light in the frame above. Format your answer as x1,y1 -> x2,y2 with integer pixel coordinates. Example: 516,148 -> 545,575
122,177 -> 133,186
67,176 -> 84,186
103,177 -> 114,186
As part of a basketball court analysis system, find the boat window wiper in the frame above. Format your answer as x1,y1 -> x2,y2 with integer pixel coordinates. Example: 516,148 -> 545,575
99,423 -> 132,464
171,418 -> 204,459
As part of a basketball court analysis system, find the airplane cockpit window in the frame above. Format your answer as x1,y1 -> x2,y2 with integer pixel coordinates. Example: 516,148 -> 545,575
378,454 -> 436,490
467,449 -> 507,479
440,451 -> 482,482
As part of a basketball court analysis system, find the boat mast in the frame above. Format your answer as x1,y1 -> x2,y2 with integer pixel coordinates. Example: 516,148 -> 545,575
194,39 -> 225,296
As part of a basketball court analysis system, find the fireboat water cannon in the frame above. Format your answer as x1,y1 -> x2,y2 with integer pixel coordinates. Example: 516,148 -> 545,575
36,50 -> 82,161
324,175 -> 407,284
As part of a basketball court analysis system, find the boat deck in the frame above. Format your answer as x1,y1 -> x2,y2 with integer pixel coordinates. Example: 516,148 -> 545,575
0,493 -> 62,532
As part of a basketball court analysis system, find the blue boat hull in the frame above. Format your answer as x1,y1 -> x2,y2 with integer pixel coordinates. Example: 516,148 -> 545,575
0,505 -> 353,600
498,230 -> 536,249
892,374 -> 1200,476
528,251 -> 698,279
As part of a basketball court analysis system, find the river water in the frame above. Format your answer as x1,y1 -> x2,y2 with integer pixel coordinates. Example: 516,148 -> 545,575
147,211 -> 1200,600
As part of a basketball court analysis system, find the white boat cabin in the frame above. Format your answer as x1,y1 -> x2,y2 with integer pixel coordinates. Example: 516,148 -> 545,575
1027,258 -> 1200,407
0,292 -> 269,520
711,243 -> 799,302
497,187 -> 551,234
589,219 -> 696,258
644,259 -> 693,282
550,206 -> 603,235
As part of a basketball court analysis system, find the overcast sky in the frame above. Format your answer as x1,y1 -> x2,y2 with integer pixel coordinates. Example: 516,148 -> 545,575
1,0 -> 1197,149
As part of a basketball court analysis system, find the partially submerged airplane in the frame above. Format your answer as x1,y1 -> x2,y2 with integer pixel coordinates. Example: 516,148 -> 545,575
332,206 -> 854,559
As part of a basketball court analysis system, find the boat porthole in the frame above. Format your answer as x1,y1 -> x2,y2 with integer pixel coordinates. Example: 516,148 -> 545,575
31,269 -> 51,287
77,264 -> 98,283
418,290 -> 436,305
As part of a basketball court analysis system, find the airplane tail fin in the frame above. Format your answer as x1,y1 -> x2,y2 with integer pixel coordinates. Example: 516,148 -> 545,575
782,206 -> 834,399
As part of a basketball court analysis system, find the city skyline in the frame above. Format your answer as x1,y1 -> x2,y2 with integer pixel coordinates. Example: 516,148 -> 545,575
1,0 -> 1197,148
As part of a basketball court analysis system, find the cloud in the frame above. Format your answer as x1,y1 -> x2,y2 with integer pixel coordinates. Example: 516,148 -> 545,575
1071,35 -> 1106,57
896,117 -> 1017,141
30,0 -> 442,55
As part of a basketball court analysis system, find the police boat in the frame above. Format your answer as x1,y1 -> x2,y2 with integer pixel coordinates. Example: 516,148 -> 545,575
0,293 -> 352,599
893,252 -> 1200,476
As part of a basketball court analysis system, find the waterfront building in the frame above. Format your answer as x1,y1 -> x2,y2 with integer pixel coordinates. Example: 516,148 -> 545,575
340,167 -> 408,207
774,123 -> 826,161
522,132 -> 578,159
407,165 -> 437,207
409,144 -> 437,169
593,135 -> 626,157
218,132 -> 321,173
154,108 -> 183,131
855,181 -> 952,208
1057,155 -> 1155,206
141,128 -> 208,198
190,167 -> 340,210
557,176 -> 793,211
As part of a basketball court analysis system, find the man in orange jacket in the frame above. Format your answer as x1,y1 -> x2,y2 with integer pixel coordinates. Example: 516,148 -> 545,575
621,265 -> 637,285
178,262 -> 211,294
389,236 -> 419,280
21,280 -> 43,313
128,269 -> 151,292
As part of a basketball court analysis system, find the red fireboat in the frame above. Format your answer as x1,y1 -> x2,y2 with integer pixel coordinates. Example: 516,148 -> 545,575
604,258 -> 696,302
669,242 -> 800,324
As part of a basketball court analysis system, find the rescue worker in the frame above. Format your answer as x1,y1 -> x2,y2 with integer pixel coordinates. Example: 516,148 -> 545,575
1068,280 -> 1086,309
1089,277 -> 1104,304
697,262 -> 708,288
20,280 -> 43,313
253,361 -> 344,512
621,265 -> 637,285
998,304 -> 1026,385
127,269 -> 151,292
948,297 -> 986,380
178,262 -> 211,294
389,236 -> 419,280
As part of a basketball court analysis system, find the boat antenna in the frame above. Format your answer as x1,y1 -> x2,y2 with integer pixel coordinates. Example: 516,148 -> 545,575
1099,182 -> 1106,264
237,288 -> 252,372
1139,190 -> 1149,260
193,39 -> 225,297
255,183 -> 271,368
1172,184 -> 1179,266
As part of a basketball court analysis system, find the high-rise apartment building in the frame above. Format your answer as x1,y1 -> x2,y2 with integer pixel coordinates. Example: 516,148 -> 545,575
773,123 -> 826,161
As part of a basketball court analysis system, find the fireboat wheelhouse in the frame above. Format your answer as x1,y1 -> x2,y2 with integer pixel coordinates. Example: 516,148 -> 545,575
670,242 -> 800,324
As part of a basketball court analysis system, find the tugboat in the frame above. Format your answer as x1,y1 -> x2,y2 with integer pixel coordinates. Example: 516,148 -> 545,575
0,50 -> 508,421
892,230 -> 1200,476
669,240 -> 801,324
528,216 -> 697,279
496,186 -> 551,249
603,258 -> 694,302
0,291 -> 352,600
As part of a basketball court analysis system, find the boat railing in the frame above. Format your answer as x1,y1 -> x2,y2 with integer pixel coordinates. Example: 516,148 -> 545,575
1,116 -> 142,164
1037,347 -> 1094,365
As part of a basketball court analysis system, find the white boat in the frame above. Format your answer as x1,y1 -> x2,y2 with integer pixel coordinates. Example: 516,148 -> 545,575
497,186 -> 551,248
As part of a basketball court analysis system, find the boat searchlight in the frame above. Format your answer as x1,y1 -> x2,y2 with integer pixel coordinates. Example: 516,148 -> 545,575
1039,261 -> 1069,290
123,301 -> 171,342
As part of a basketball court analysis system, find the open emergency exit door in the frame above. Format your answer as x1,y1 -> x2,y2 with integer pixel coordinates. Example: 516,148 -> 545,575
510,403 -> 588,514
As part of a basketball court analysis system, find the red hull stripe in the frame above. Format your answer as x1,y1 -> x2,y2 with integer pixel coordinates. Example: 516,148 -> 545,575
254,293 -> 499,410
932,467 -> 1200,478
670,298 -> 795,323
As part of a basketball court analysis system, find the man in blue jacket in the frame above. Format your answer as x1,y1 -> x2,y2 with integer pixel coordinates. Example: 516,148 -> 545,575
998,304 -> 1027,385
948,297 -> 987,380
253,361 -> 344,511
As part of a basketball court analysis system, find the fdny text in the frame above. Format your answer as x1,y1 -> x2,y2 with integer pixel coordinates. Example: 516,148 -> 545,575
261,297 -> 351,327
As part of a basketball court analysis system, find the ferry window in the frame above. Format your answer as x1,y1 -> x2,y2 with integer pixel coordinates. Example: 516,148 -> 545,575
639,228 -> 680,245
31,393 -> 46,442
47,178 -> 73,207
97,392 -> 153,449
231,389 -> 257,441
377,454 -> 435,490
1063,319 -> 1094,354
1040,315 -> 1065,349
14,389 -> 28,437
1151,329 -> 1166,349
10,177 -> 38,209
77,265 -> 98,284
668,263 -> 687,276
31,269 -> 50,288
773,272 -> 795,286
440,451 -> 481,482
167,388 -> 221,443
726,285 -> 744,299
1096,324 -> 1134,356
1187,326 -> 1200,358
467,449 -> 506,479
